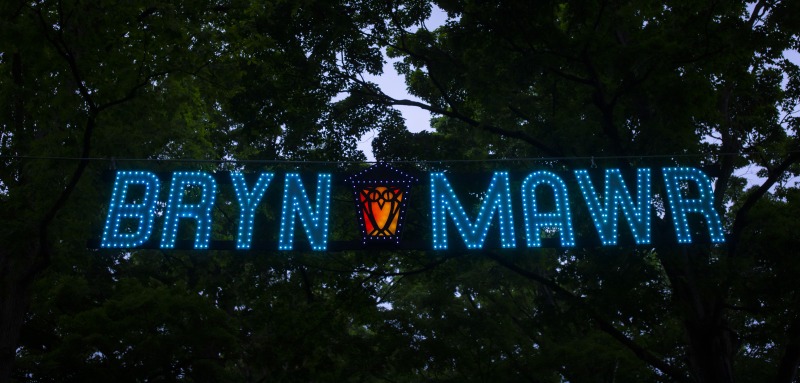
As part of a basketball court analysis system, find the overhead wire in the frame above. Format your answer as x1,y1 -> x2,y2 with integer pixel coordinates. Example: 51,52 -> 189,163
1,150 -> 797,165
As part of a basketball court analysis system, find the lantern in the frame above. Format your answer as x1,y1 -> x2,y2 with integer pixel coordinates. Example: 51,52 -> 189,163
346,163 -> 417,245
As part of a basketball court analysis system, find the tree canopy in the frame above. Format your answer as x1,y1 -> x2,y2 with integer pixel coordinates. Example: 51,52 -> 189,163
1,0 -> 800,382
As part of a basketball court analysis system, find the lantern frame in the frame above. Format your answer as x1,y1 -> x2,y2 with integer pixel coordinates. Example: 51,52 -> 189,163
346,163 -> 417,245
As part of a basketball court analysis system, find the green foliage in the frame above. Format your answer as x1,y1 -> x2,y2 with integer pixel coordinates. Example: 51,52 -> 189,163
368,1 -> 800,382
2,0 -> 800,382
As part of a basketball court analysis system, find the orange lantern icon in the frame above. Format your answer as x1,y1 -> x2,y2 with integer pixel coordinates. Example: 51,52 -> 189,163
346,163 -> 417,245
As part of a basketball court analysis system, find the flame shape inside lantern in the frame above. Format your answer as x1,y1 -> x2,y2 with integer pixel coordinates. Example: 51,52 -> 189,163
360,186 -> 403,236
346,163 -> 417,245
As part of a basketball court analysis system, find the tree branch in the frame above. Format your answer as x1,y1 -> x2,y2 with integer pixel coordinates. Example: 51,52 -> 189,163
349,77 -> 562,157
484,251 -> 691,383
746,0 -> 769,29
728,151 -> 800,257
360,25 -> 567,158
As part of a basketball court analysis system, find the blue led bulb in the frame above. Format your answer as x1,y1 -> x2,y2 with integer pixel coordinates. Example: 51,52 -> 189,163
662,167 -> 725,244
521,171 -> 575,247
575,168 -> 652,245
278,173 -> 332,251
161,171 -> 218,249
101,171 -> 160,248
430,172 -> 516,250
231,172 -> 274,249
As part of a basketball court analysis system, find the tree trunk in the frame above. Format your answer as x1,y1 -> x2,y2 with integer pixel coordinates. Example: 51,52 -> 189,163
658,244 -> 738,383
683,309 -> 738,383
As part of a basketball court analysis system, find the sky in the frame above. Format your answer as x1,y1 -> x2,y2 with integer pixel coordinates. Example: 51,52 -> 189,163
357,6 -> 450,161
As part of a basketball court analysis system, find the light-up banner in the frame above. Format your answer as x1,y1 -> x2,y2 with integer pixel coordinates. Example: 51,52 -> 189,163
91,164 -> 725,251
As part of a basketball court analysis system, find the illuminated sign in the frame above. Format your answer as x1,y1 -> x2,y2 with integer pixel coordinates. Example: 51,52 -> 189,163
95,164 -> 725,251
346,163 -> 417,245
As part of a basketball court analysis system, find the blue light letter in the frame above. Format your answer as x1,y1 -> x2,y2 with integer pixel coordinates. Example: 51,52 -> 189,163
430,172 -> 516,250
278,173 -> 332,251
161,171 -> 218,249
231,172 -> 274,249
101,171 -> 160,248
662,167 -> 725,244
575,168 -> 652,245
521,171 -> 575,247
